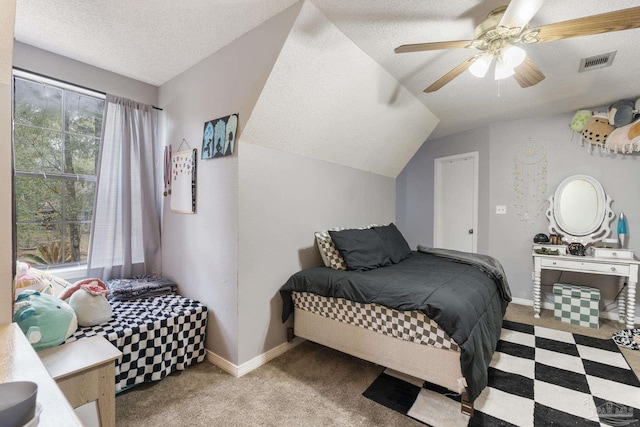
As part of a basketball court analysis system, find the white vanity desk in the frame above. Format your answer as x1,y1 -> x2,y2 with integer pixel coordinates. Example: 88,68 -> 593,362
532,251 -> 638,329
534,174 -> 637,329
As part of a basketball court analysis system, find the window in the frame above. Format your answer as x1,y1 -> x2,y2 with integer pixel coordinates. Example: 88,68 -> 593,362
12,70 -> 105,268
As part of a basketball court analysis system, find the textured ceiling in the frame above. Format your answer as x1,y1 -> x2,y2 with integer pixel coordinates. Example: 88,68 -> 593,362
14,0 -> 298,86
14,0 -> 640,139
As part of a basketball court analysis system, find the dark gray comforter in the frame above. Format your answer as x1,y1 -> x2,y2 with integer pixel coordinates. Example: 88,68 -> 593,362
279,247 -> 511,402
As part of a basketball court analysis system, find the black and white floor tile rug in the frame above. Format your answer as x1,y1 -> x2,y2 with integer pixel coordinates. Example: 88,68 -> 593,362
363,320 -> 640,426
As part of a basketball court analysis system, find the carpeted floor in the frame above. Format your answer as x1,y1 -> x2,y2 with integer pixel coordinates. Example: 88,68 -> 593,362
115,304 -> 639,426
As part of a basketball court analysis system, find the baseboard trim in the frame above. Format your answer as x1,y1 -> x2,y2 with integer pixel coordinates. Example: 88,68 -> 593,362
510,297 -> 639,323
205,337 -> 304,378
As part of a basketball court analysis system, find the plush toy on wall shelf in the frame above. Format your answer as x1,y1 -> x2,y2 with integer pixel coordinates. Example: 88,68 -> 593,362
571,98 -> 640,154
580,114 -> 614,146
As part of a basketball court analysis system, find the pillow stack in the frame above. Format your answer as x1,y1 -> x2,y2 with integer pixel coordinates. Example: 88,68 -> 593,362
317,223 -> 412,272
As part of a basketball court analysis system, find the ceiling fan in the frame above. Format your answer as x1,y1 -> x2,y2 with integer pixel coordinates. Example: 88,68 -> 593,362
394,1 -> 640,93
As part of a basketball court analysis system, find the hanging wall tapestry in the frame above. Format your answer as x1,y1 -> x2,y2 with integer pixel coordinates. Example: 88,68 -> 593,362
201,113 -> 238,159
513,139 -> 547,225
170,149 -> 197,213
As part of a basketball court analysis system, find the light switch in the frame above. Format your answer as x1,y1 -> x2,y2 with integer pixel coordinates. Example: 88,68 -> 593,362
496,205 -> 507,214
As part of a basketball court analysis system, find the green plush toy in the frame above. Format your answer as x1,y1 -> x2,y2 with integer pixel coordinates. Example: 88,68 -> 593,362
13,290 -> 78,351
570,110 -> 592,132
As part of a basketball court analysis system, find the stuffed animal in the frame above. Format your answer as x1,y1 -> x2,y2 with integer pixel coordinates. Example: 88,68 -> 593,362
14,261 -> 71,298
570,110 -> 592,132
607,99 -> 638,127
13,290 -> 78,350
605,118 -> 640,154
581,113 -> 615,145
629,118 -> 640,141
59,278 -> 112,327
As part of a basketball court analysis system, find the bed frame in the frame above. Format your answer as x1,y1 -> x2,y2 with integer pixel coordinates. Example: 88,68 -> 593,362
290,307 -> 473,415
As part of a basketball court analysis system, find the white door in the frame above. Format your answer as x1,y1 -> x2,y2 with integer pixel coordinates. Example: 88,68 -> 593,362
434,152 -> 478,252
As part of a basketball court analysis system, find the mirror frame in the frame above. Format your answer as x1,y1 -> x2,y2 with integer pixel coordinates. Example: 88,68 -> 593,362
545,175 -> 614,246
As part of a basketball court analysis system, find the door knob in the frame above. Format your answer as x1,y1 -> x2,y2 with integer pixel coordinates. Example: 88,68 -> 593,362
468,229 -> 474,234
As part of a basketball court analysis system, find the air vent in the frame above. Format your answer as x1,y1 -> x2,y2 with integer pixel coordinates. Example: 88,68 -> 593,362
579,51 -> 616,72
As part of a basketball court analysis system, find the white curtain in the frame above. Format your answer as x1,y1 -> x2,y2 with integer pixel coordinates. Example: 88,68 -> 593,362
87,95 -> 161,280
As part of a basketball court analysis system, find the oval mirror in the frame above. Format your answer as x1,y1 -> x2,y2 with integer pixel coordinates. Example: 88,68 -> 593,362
553,175 -> 606,236
546,175 -> 614,245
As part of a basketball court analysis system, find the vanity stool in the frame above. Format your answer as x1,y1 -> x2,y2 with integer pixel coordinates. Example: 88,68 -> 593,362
553,283 -> 600,329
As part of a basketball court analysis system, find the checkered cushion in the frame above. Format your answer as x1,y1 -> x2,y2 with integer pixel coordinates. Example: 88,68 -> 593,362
315,224 -> 384,270
553,284 -> 600,329
293,291 -> 458,351
65,294 -> 207,392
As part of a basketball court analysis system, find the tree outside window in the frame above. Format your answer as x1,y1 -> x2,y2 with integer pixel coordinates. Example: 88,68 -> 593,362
13,73 -> 104,267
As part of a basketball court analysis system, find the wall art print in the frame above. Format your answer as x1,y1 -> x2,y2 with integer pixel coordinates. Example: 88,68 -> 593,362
170,149 -> 197,213
202,113 -> 238,159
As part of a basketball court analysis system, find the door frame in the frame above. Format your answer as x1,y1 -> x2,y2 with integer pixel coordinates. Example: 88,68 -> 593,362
433,151 -> 479,252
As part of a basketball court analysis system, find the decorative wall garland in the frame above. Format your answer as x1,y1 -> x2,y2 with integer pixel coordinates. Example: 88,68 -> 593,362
513,139 -> 548,225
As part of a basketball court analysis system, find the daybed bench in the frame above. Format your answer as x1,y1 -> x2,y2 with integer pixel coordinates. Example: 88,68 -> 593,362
64,291 -> 207,392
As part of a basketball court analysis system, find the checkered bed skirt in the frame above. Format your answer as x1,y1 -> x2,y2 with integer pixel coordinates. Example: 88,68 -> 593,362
65,294 -> 207,392
292,292 -> 459,351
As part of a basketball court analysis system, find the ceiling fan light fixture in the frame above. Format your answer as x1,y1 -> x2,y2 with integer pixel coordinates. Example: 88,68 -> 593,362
502,45 -> 526,68
469,54 -> 493,78
495,58 -> 515,80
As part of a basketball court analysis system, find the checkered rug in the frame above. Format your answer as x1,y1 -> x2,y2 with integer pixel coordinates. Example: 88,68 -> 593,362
363,320 -> 640,426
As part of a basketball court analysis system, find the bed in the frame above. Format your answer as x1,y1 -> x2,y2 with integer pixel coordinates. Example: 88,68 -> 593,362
279,224 -> 511,413
63,280 -> 208,392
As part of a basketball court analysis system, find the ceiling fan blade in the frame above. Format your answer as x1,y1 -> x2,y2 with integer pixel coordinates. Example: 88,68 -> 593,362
424,56 -> 477,93
531,6 -> 640,43
395,40 -> 473,54
498,0 -> 545,30
513,56 -> 545,88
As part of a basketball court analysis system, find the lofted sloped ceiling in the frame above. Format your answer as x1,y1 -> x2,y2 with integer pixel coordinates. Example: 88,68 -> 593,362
13,0 -> 640,140
240,0 -> 438,178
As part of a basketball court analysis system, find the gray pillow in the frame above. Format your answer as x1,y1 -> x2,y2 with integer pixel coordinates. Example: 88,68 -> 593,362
372,223 -> 412,263
328,228 -> 392,271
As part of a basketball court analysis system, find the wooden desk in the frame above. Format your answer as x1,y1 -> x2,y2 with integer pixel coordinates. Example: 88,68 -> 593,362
0,323 -> 82,427
533,252 -> 639,329
38,335 -> 122,427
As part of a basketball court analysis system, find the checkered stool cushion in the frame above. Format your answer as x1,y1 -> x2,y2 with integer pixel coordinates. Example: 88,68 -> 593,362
553,283 -> 600,329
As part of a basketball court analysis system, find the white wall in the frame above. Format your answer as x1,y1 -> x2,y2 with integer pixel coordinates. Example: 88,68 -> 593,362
159,1 -> 302,364
0,0 -> 16,324
237,143 -> 395,363
396,126 -> 491,254
13,42 -> 158,106
488,113 -> 640,313
236,0 -> 435,364
398,112 -> 640,317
